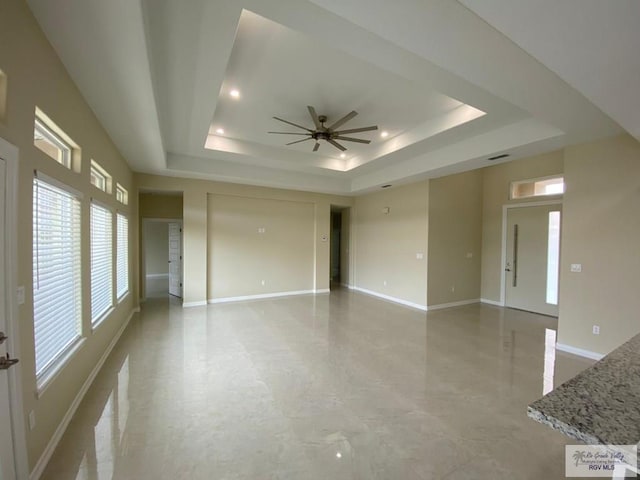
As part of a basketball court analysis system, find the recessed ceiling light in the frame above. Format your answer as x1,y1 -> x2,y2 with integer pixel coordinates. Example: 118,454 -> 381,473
230,89 -> 240,98
340,153 -> 346,158
380,131 -> 389,138
215,128 -> 225,135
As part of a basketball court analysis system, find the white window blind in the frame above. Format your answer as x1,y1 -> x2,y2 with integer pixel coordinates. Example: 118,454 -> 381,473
116,213 -> 129,298
91,202 -> 113,324
33,176 -> 82,382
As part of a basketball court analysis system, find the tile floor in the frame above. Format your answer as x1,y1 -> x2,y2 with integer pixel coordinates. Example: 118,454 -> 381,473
41,289 -> 594,479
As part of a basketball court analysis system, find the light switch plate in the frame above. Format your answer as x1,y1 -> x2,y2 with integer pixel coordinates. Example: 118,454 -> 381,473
17,286 -> 25,305
416,253 -> 424,260
570,263 -> 582,273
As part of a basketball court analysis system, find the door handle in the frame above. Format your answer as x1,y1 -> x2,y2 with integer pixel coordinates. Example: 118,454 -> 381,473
0,353 -> 19,370
0,331 -> 7,345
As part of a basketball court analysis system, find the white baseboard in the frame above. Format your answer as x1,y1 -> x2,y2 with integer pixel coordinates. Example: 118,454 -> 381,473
182,300 -> 207,308
315,289 -> 330,294
480,298 -> 504,307
30,308 -> 136,480
145,273 -> 169,280
352,287 -> 427,311
555,343 -> 604,361
427,299 -> 480,311
208,289 -> 316,304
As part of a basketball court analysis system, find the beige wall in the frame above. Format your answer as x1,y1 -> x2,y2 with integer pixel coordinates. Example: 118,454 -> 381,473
139,193 -> 182,219
558,134 -> 640,355
427,170 -> 483,306
144,222 -> 168,275
354,181 -> 429,307
0,1 -> 138,471
208,195 -> 314,299
480,151 -> 564,302
135,173 -> 353,305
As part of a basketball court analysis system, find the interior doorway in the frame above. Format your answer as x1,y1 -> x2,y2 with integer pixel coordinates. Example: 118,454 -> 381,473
142,219 -> 183,299
330,207 -> 350,289
504,203 -> 562,316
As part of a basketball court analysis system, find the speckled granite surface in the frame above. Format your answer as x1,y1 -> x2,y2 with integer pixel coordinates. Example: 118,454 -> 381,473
528,333 -> 640,446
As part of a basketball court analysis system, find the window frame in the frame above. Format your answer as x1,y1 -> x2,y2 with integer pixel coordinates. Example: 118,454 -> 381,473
116,183 -> 128,205
510,175 -> 564,200
34,118 -> 72,169
90,200 -> 114,327
90,160 -> 112,194
116,213 -> 129,300
32,172 -> 84,392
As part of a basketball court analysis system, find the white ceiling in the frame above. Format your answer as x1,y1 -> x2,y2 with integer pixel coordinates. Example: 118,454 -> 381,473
26,0 -> 636,195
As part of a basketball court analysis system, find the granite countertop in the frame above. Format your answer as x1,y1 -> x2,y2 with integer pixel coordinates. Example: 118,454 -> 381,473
528,333 -> 640,447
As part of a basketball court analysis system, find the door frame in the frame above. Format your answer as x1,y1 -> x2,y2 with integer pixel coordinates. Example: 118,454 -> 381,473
0,136 -> 28,478
140,217 -> 182,301
500,200 -> 563,307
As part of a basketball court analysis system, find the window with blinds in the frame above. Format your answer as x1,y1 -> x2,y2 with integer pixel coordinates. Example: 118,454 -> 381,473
116,213 -> 129,299
32,176 -> 82,384
91,202 -> 113,325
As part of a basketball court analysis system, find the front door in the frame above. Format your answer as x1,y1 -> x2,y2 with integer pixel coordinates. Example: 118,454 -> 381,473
0,157 -> 17,480
168,222 -> 182,298
505,204 -> 562,316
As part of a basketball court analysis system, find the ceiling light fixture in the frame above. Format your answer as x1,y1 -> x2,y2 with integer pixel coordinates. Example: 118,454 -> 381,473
230,89 -> 240,98
269,106 -> 378,152
215,128 -> 225,135
380,131 -> 389,138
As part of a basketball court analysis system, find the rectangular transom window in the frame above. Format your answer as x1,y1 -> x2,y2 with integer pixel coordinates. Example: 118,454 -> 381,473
91,202 -> 113,325
90,160 -> 111,193
116,183 -> 128,205
116,213 -> 129,299
511,176 -> 564,200
33,175 -> 82,385
34,118 -> 72,169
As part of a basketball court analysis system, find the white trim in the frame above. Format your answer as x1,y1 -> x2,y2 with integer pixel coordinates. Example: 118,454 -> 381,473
481,298 -> 504,307
145,273 -> 169,280
315,288 -> 330,294
1,136 -> 29,479
208,289 -> 316,304
555,343 -> 604,361
351,287 -> 427,311
182,300 -> 207,308
29,308 -> 136,480
500,200 -> 563,306
427,299 -> 479,311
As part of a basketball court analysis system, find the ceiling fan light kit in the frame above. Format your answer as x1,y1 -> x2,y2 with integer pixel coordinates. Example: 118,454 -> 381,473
269,105 -> 378,152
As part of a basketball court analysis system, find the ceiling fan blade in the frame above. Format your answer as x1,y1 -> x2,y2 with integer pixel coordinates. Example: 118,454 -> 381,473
313,142 -> 320,152
328,110 -> 357,130
327,139 -> 347,151
332,125 -> 378,135
333,136 -> 371,144
307,106 -> 322,129
268,132 -> 310,135
286,137 -> 313,146
273,116 -> 313,132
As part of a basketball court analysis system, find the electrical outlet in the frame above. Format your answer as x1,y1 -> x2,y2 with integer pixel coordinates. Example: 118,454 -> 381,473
570,263 -> 582,273
383,280 -> 387,286
29,410 -> 36,430
261,280 -> 265,286
450,285 -> 455,293
592,325 -> 600,335
466,252 -> 473,258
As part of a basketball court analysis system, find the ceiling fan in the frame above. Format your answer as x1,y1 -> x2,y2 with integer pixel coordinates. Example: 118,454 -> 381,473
269,106 -> 378,152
